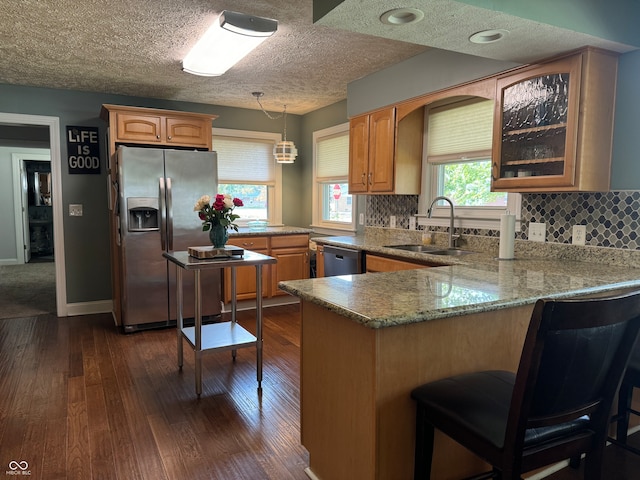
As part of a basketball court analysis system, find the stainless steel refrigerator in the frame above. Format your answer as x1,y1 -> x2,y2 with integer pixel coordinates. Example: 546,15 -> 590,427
117,145 -> 221,332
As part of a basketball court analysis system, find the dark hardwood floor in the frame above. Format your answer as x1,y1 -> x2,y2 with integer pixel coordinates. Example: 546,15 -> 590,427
0,305 -> 308,480
1,304 -> 639,479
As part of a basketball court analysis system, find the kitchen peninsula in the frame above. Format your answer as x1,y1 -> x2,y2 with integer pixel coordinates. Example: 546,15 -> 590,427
279,230 -> 640,480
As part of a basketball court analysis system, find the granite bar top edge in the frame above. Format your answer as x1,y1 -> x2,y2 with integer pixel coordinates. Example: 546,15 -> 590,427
279,259 -> 640,330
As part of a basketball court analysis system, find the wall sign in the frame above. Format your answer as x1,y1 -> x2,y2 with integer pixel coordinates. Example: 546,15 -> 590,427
66,126 -> 100,174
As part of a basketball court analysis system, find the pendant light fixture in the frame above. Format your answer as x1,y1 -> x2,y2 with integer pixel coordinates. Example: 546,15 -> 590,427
183,11 -> 278,77
253,92 -> 298,164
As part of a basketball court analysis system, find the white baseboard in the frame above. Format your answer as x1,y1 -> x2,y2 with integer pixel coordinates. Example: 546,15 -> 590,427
303,467 -> 320,480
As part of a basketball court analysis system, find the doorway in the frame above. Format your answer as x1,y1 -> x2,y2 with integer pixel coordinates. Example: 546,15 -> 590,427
0,113 -> 66,317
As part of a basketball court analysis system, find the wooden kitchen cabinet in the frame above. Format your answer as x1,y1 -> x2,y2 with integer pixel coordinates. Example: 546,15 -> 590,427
223,234 -> 310,302
101,104 -> 216,153
271,234 -> 310,297
224,236 -> 270,302
349,106 -> 423,194
365,253 -> 431,273
316,244 -> 325,278
491,47 -> 618,192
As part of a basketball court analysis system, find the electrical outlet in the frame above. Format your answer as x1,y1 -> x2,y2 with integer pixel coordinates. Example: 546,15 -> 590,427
408,217 -> 416,230
389,215 -> 396,228
572,225 -> 586,245
69,204 -> 83,217
358,213 -> 364,226
528,222 -> 546,242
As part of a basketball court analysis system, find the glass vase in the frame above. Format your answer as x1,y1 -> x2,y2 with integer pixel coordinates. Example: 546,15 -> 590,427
209,225 -> 228,248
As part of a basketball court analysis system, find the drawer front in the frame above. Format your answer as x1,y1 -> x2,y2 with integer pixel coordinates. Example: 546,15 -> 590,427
271,234 -> 309,249
229,236 -> 269,250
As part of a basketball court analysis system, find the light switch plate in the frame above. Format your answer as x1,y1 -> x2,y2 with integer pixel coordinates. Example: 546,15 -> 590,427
529,222 -> 546,242
358,213 -> 364,225
408,217 -> 416,230
69,204 -> 83,217
389,215 -> 396,228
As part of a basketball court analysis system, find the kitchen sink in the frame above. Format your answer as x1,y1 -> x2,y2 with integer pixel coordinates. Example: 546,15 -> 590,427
427,248 -> 476,256
384,244 -> 442,253
385,244 -> 476,256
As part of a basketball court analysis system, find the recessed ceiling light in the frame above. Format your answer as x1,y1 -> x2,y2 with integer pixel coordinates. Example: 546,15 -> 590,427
469,29 -> 509,44
380,8 -> 425,26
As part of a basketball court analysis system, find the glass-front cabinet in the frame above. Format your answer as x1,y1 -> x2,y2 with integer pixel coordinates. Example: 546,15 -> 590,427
492,48 -> 618,193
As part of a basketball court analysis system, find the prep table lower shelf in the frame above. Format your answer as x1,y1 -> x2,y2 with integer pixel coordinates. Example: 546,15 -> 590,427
181,322 -> 257,351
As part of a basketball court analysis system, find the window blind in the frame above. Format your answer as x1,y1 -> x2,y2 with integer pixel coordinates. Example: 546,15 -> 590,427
316,132 -> 348,179
213,136 -> 275,184
427,99 -> 494,163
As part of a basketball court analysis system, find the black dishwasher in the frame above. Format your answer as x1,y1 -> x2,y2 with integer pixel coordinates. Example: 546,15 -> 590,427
323,246 -> 365,276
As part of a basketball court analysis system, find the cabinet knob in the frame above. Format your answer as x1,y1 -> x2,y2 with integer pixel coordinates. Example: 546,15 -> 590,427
167,136 -> 172,140
156,135 -> 160,139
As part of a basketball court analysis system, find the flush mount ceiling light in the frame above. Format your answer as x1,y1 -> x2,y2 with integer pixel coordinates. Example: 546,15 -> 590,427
253,92 -> 298,164
380,8 -> 425,25
469,29 -> 509,44
183,11 -> 277,76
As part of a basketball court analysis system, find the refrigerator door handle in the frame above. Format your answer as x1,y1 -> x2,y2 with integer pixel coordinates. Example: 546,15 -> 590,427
159,177 -> 167,251
166,177 -> 173,251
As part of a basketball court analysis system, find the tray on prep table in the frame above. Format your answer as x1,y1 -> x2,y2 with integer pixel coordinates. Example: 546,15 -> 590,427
188,245 -> 244,259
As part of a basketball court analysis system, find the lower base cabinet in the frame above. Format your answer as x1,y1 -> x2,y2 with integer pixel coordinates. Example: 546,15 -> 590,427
365,254 -> 431,272
224,234 -> 309,302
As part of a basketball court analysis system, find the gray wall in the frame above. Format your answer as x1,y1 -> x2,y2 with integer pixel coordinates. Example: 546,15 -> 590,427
0,85 -> 305,304
347,48 -> 519,117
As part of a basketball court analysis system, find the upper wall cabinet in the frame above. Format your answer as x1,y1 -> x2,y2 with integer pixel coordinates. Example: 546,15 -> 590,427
491,48 -> 618,193
348,106 -> 423,194
100,104 -> 217,152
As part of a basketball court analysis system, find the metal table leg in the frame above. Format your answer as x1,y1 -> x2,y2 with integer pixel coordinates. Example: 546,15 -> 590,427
176,267 -> 184,370
256,264 -> 263,389
231,266 -> 237,360
194,269 -> 202,397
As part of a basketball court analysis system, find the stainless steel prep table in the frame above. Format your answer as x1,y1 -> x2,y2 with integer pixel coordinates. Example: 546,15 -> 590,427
163,249 -> 277,396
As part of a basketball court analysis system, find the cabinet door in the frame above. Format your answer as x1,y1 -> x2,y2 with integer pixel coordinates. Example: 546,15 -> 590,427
348,115 -> 370,193
316,245 -> 325,278
368,107 -> 396,192
224,236 -> 269,302
165,116 -> 211,147
365,254 -> 429,273
492,55 -> 581,190
271,248 -> 309,297
115,113 -> 162,143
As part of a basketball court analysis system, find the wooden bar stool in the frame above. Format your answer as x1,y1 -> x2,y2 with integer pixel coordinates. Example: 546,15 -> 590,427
610,345 -> 640,455
411,290 -> 640,480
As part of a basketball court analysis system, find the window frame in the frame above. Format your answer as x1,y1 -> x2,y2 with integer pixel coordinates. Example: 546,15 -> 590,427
417,104 -> 522,232
311,122 -> 356,234
212,127 -> 283,226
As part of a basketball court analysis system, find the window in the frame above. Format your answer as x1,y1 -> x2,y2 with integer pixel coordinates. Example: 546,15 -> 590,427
213,128 -> 282,226
419,98 -> 521,230
312,123 -> 355,232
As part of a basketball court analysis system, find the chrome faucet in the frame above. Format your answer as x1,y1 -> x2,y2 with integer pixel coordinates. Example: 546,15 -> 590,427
427,196 -> 458,248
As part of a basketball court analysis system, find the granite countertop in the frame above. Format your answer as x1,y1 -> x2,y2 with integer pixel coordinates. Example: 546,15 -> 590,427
230,226 -> 313,237
279,231 -> 640,329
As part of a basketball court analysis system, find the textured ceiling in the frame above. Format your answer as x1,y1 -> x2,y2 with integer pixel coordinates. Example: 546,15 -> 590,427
0,0 -> 636,116
0,0 -> 427,115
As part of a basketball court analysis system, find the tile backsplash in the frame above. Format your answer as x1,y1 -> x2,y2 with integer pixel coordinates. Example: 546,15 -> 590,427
366,191 -> 640,250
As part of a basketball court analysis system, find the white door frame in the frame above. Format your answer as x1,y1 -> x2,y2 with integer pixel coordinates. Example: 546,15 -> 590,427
12,152 -> 51,263
1,113 -> 66,317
